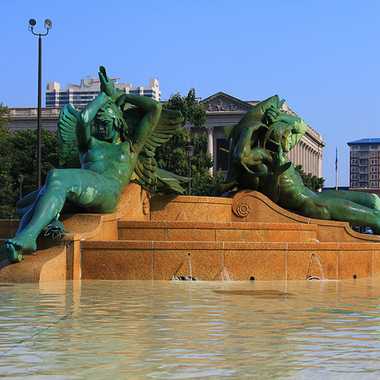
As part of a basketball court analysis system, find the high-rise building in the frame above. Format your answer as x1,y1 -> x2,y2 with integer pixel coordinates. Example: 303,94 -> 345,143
46,76 -> 160,109
348,138 -> 380,190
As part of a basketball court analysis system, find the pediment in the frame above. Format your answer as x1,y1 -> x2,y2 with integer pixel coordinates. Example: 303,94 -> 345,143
201,92 -> 253,112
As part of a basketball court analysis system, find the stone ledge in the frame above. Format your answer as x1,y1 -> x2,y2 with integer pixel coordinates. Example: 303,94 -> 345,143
118,220 -> 318,231
81,239 -> 380,251
151,194 -> 233,205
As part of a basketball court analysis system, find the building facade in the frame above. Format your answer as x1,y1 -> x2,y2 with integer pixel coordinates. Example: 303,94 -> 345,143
46,76 -> 160,109
348,138 -> 380,190
200,92 -> 324,178
6,107 -> 60,132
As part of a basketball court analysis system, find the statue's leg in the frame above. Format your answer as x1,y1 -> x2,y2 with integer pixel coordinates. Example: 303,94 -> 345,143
16,190 -> 39,210
16,202 -> 38,233
307,195 -> 380,234
320,190 -> 380,211
3,169 -> 122,259
15,190 -> 40,218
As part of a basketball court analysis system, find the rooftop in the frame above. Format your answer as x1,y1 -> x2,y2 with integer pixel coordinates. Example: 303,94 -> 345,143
347,138 -> 380,146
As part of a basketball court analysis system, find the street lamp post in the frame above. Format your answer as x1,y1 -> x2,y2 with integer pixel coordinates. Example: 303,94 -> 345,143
28,18 -> 52,188
185,124 -> 195,195
17,175 -> 24,200
185,143 -> 194,195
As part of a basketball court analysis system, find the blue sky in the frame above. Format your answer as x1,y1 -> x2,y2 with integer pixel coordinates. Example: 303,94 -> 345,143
1,0 -> 380,186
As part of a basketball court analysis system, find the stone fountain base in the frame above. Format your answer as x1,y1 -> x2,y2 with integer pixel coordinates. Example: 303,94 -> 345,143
1,184 -> 380,283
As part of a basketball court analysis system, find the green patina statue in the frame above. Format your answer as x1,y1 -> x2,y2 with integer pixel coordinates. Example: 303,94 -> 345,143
224,95 -> 380,233
0,66 -> 187,263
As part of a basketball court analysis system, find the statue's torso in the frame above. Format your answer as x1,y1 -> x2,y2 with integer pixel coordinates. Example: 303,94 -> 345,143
276,165 -> 316,210
80,138 -> 135,185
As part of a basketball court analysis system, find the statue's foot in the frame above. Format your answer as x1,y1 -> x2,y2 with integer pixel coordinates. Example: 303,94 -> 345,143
0,241 -> 23,263
43,219 -> 66,241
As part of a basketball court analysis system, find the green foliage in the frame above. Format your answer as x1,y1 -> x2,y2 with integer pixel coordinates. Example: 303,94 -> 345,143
191,171 -> 226,196
0,105 -> 14,217
0,106 -> 15,218
0,104 -> 8,128
0,107 -> 59,218
158,89 -> 220,195
164,89 -> 206,128
155,126 -> 215,195
295,165 -> 325,192
9,129 -> 59,196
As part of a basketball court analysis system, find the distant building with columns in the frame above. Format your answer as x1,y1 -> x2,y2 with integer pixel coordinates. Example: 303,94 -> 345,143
199,92 -> 324,178
6,107 -> 60,132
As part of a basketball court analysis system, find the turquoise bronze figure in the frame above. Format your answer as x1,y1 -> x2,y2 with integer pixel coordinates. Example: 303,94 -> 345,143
1,66 -> 186,263
224,95 -> 380,233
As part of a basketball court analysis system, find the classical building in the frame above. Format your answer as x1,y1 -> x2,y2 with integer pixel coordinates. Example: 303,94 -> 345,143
5,92 -> 324,178
6,107 -> 60,132
348,138 -> 380,190
200,92 -> 324,178
46,76 -> 161,108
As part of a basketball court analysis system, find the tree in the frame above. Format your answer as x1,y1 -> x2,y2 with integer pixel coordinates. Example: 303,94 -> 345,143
164,88 -> 206,128
0,104 -> 15,217
295,165 -> 325,192
0,104 -> 7,128
157,89 -> 221,195
9,129 -> 59,196
0,105 -> 59,218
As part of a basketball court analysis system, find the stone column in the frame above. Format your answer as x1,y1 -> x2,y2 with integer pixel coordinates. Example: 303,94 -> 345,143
302,143 -> 306,172
207,127 -> 214,175
317,151 -> 320,178
306,146 -> 309,173
298,143 -> 301,166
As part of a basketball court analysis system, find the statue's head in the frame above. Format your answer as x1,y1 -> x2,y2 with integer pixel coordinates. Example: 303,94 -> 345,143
93,100 -> 128,142
266,114 -> 307,153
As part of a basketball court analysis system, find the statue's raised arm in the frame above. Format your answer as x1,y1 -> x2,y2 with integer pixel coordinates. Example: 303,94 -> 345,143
98,66 -> 162,153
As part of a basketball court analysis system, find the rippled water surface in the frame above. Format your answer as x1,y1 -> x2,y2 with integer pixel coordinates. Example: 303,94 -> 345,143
1,279 -> 380,379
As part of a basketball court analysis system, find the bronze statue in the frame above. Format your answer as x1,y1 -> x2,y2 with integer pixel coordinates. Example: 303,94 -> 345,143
224,95 -> 380,233
1,67 -> 187,263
